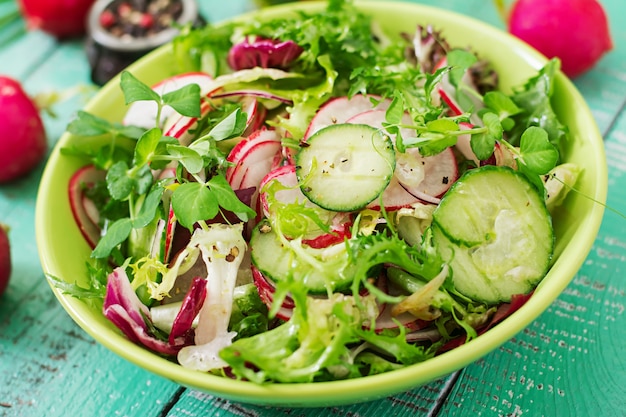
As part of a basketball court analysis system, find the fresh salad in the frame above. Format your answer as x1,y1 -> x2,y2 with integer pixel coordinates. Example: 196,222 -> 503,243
54,0 -> 580,383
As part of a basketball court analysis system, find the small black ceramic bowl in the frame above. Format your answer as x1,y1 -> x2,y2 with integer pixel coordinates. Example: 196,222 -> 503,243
86,0 -> 203,86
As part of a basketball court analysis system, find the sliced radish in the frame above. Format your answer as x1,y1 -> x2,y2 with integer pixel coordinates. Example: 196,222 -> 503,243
162,100 -> 213,146
397,147 -> 457,202
211,89 -> 293,109
239,96 -> 267,137
251,266 -> 294,321
432,57 -> 483,125
258,165 -> 352,247
303,94 -> 391,140
123,72 -> 215,129
455,122 -> 480,166
346,109 -> 457,204
150,206 -> 177,263
438,86 -> 464,117
68,165 -> 106,248
258,164 -> 302,217
226,130 -> 283,188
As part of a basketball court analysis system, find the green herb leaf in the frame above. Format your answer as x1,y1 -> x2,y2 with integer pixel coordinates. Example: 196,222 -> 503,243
67,111 -> 115,136
167,144 -> 204,174
447,49 -> 477,88
106,161 -> 134,200
134,127 -> 163,167
91,217 -> 133,259
483,91 -> 522,121
120,71 -> 161,104
509,59 -> 567,152
427,118 -> 459,133
208,174 -> 256,221
133,185 -> 165,229
208,108 -> 247,141
162,83 -> 202,117
171,182 -> 219,230
519,126 -> 558,175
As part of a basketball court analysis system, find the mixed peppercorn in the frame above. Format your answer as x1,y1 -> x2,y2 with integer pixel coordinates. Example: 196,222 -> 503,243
98,0 -> 184,38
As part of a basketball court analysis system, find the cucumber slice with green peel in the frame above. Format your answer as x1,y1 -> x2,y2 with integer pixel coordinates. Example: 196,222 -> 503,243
249,221 -> 354,294
296,123 -> 395,212
432,166 -> 554,304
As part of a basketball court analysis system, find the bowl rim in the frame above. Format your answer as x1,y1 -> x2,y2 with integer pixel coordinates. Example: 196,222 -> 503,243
36,0 -> 607,407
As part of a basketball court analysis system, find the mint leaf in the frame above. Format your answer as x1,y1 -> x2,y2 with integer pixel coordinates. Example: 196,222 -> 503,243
171,182 -> 219,230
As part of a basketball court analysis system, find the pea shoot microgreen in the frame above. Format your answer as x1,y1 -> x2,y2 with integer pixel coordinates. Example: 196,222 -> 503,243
66,70 -> 255,259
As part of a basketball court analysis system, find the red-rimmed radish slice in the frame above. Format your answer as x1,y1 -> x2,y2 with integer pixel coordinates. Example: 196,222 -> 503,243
251,266 -> 294,321
455,122 -> 480,166
225,128 -> 282,188
150,205 -> 177,263
258,165 -> 352,247
69,165 -> 106,248
367,274 -> 430,333
432,57 -> 483,124
258,164 -> 301,217
367,176 -> 421,211
438,86 -> 464,116
163,101 -> 213,146
346,109 -> 457,204
211,89 -> 293,109
398,147 -> 458,202
239,96 -> 267,137
303,94 -> 391,140
123,72 -> 215,129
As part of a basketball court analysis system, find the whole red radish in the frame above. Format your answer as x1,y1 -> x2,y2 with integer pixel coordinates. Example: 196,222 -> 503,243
0,76 -> 47,183
18,0 -> 96,39
505,0 -> 612,78
0,224 -> 11,297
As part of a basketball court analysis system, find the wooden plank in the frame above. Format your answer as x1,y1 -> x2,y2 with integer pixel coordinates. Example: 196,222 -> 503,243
436,92 -> 626,417
0,28 -> 180,417
162,374 -> 456,416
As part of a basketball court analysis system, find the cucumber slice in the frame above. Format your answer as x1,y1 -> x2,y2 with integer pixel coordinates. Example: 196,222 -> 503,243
249,221 -> 353,294
296,123 -> 395,212
432,166 -> 553,304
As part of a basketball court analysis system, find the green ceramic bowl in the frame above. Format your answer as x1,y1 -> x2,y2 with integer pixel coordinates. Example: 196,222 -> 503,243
35,0 -> 607,407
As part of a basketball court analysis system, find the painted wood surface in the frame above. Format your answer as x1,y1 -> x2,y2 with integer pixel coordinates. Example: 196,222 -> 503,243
0,0 -> 624,416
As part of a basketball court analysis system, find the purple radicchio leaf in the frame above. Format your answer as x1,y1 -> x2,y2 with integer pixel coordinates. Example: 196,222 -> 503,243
103,267 -> 183,356
227,37 -> 304,71
402,24 -> 449,74
169,276 -> 207,345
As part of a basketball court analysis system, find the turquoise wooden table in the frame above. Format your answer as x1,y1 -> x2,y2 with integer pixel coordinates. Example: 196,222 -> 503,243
1,0 -> 625,416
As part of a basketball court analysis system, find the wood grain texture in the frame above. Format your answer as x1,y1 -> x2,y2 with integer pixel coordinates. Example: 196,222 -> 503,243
1,1 -> 625,416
